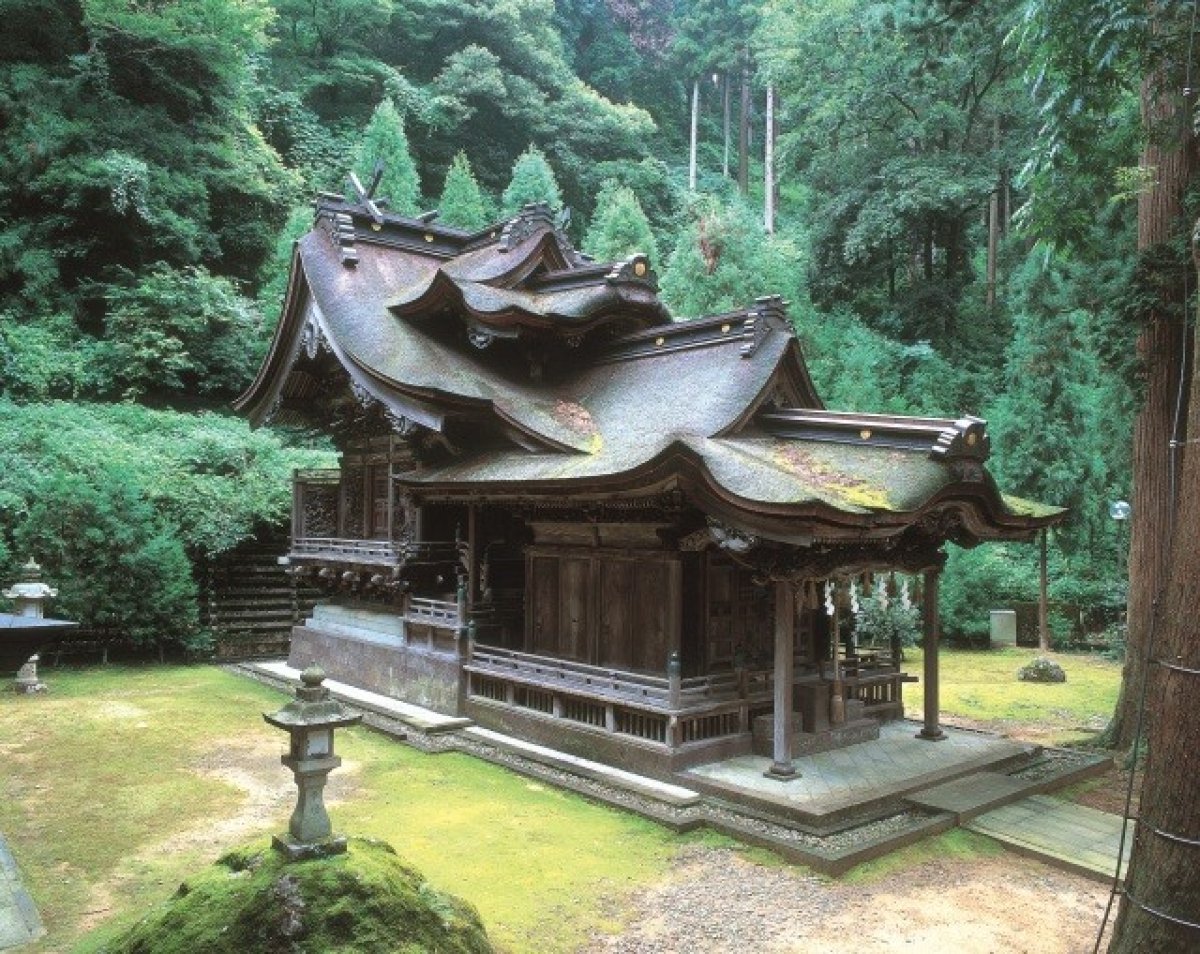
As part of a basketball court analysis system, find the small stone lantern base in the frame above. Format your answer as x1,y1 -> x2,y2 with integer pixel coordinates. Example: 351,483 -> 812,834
271,832 -> 349,861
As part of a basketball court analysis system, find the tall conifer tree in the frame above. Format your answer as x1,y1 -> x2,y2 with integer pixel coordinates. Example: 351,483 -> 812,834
501,145 -> 563,216
353,98 -> 420,216
437,152 -> 490,231
582,182 -> 658,266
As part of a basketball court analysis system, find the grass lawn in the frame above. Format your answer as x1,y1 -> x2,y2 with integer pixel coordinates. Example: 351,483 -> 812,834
904,646 -> 1122,746
0,665 -> 694,954
0,651 -> 1122,952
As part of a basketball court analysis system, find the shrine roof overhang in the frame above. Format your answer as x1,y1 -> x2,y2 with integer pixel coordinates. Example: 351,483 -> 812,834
235,228 -> 814,452
393,432 -> 1065,547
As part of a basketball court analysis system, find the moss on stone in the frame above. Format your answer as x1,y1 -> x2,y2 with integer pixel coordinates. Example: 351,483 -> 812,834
98,837 -> 493,954
1001,494 -> 1064,519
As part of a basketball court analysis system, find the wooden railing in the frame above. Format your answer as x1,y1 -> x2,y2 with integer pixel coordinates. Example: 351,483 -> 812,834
466,645 -> 911,748
289,537 -> 404,564
405,596 -> 460,628
465,645 -> 784,749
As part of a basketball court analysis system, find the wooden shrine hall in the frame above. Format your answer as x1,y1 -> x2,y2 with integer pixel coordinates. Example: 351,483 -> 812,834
236,191 -> 1062,782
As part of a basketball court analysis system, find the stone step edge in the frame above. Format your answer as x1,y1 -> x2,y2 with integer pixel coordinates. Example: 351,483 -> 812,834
461,726 -> 703,808
234,662 -> 470,735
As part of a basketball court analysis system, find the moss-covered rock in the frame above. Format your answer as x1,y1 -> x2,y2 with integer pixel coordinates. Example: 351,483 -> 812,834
1017,656 -> 1067,683
98,837 -> 493,954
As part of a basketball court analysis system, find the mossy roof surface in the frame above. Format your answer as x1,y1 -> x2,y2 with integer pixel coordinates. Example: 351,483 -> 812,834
268,223 -> 1062,532
298,230 -> 790,454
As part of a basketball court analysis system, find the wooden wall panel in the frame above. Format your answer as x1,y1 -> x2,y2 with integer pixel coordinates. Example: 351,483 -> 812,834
528,556 -> 559,655
558,557 -> 591,661
598,561 -> 634,669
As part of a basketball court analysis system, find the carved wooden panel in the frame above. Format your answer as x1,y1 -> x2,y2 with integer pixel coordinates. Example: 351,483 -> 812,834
342,466 -> 365,538
633,561 -> 671,671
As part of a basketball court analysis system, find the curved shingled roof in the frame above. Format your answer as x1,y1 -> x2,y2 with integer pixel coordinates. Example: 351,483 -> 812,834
236,195 -> 1064,545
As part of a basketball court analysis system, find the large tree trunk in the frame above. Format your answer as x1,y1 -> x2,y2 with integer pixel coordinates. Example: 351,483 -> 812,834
723,72 -> 731,180
1106,32 -> 1196,752
1108,219 -> 1200,954
688,77 -> 699,191
738,56 -> 750,196
764,85 -> 775,233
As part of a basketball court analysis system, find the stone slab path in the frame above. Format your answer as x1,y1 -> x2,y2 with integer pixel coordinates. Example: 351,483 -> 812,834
906,771 -> 1035,822
0,834 -> 43,950
966,794 -> 1131,882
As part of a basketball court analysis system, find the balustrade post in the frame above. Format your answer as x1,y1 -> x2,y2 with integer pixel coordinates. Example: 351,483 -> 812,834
667,650 -> 682,710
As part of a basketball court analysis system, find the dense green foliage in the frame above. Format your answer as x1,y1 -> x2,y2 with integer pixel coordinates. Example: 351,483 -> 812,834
501,144 -> 565,214
353,98 -> 421,214
0,0 -> 1142,643
582,180 -> 659,265
0,401 -> 329,644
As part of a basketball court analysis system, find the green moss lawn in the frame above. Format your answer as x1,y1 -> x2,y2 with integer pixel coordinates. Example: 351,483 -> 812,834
904,646 -> 1122,746
0,666 -> 686,953
0,651 -> 1121,951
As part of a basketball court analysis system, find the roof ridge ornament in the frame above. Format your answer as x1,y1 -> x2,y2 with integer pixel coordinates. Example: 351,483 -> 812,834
605,254 -> 658,290
498,202 -> 556,252
323,210 -> 358,268
741,296 -> 789,358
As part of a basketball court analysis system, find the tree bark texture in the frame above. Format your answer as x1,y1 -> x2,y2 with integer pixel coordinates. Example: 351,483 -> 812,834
1108,222 -> 1200,954
1108,32 -> 1196,751
723,73 -> 731,180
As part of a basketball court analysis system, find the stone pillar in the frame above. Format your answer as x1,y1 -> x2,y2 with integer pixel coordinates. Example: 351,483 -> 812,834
917,567 -> 946,741
765,581 -> 799,780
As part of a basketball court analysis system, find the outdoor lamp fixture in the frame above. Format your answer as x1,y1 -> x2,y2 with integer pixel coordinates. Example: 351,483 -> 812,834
1109,500 -> 1131,521
264,666 -> 361,860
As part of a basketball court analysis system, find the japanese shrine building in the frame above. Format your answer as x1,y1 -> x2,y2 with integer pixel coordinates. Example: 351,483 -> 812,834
236,195 -> 1062,782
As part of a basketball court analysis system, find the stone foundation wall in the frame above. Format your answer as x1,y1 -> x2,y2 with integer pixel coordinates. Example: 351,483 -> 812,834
288,603 -> 462,715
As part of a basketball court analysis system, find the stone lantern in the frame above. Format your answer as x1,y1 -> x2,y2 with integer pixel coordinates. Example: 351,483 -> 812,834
264,666 -> 361,860
3,558 -> 57,618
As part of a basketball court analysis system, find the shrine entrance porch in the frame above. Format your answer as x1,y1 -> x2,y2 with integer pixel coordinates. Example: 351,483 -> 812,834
682,722 -> 1038,829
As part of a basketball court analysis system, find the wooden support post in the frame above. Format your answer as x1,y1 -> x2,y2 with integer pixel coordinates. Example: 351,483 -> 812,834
467,503 -> 478,612
765,581 -> 799,780
917,567 -> 946,740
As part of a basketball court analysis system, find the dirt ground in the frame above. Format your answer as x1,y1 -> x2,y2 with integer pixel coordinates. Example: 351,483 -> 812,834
587,844 -> 1114,954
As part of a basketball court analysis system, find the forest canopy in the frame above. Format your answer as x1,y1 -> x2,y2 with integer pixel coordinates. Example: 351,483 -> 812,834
0,0 -> 1139,646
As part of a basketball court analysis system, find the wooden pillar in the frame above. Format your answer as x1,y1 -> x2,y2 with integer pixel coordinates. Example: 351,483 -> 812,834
467,503 -> 478,611
765,581 -> 799,780
917,567 -> 946,741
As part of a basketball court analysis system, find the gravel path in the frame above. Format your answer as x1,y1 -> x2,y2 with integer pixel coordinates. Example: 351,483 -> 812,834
584,844 -> 1111,954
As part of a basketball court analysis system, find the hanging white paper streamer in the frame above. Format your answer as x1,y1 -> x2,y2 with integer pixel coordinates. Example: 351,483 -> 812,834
824,579 -> 835,617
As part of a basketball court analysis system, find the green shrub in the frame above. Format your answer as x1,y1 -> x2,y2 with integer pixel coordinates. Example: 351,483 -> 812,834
0,400 -> 332,645
852,592 -> 921,652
